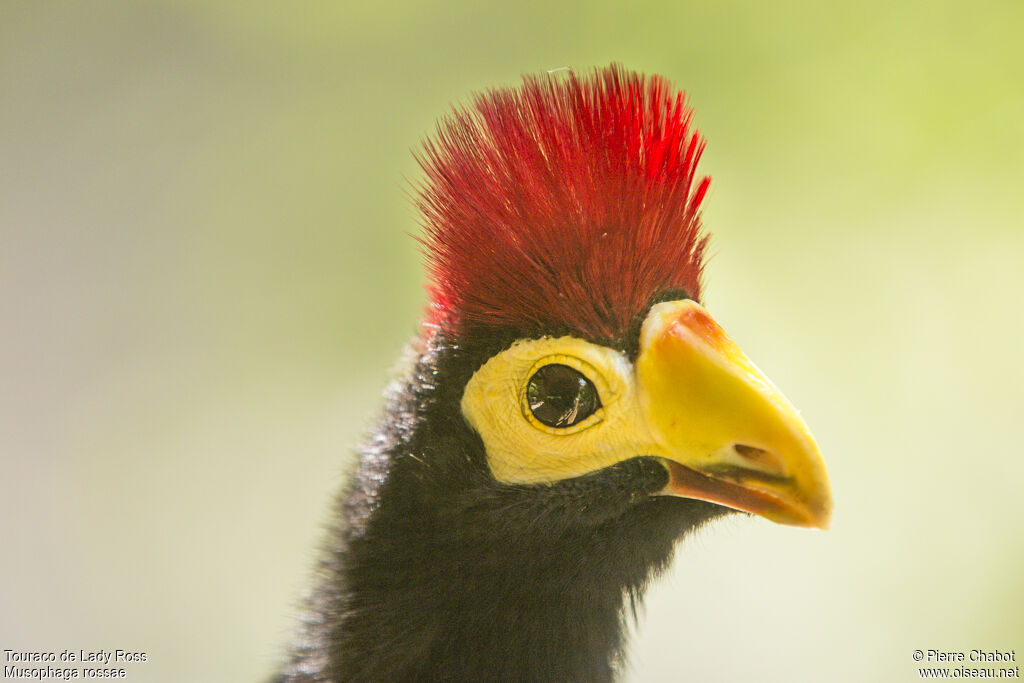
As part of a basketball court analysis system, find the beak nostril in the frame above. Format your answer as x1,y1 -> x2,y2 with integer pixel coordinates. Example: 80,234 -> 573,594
732,443 -> 788,476
735,443 -> 769,460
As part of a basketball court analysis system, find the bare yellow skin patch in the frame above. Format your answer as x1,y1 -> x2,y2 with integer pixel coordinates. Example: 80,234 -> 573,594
461,336 -> 656,485
460,300 -> 833,529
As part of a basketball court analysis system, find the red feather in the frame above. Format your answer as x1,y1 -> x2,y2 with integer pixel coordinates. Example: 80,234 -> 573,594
416,64 -> 711,342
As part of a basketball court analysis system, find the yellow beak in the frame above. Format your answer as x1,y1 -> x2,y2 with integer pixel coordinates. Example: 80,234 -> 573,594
636,301 -> 832,529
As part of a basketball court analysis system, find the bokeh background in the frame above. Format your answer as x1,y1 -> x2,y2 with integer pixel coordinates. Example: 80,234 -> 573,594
2,1 -> 1022,681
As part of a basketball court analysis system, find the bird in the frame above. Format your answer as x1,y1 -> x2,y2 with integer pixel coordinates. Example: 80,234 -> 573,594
274,64 -> 832,683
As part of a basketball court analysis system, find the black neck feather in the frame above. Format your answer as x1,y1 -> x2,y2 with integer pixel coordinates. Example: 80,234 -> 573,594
276,331 -> 726,682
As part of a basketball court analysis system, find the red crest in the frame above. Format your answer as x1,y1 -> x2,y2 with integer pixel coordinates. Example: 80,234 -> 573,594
416,65 -> 711,341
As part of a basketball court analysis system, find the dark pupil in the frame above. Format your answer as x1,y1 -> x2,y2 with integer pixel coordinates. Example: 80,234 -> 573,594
526,364 -> 601,428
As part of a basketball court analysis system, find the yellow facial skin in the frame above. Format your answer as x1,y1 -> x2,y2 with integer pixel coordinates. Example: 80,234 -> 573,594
460,300 -> 832,529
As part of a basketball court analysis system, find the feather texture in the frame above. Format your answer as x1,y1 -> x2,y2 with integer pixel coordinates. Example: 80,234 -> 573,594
417,64 -> 711,341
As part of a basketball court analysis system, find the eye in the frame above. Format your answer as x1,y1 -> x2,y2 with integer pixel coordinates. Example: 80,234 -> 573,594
525,364 -> 601,428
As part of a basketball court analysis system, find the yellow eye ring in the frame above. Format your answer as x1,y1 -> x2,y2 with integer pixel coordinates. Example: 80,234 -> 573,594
519,354 -> 611,435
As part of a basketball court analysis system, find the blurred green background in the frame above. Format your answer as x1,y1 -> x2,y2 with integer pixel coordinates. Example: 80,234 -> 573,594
2,1 -> 1022,681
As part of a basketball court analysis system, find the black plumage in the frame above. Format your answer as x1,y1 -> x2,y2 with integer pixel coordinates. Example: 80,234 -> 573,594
276,327 -> 729,682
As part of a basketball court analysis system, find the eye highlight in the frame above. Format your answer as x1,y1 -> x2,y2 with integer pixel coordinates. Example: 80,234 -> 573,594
525,364 -> 602,428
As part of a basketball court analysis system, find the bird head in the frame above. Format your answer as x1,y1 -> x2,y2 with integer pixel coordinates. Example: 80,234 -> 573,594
409,65 -> 831,541
277,66 -> 835,683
